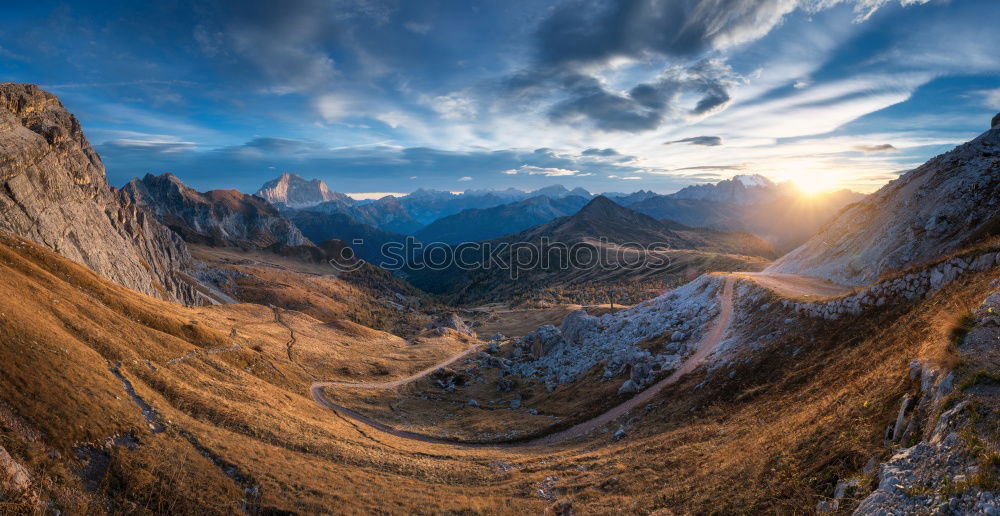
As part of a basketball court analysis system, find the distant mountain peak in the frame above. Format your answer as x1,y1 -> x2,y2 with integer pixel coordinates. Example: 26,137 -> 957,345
670,174 -> 788,205
255,173 -> 347,208
577,194 -> 621,215
732,174 -> 774,188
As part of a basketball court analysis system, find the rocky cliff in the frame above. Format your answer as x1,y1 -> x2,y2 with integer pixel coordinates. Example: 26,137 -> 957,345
0,83 -> 197,304
123,173 -> 310,248
767,114 -> 1000,285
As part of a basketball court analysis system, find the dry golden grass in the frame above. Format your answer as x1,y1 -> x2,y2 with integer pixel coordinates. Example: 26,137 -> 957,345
0,229 -> 996,513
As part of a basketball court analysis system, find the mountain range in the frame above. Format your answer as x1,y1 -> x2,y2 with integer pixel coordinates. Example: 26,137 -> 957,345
123,173 -> 310,249
256,172 -> 863,255
406,196 -> 776,303
413,194 -> 592,244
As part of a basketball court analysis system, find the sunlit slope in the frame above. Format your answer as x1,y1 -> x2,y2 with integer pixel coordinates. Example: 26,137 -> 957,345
0,230 -> 537,513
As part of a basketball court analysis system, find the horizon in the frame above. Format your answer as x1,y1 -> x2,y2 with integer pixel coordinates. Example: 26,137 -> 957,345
152,169 -> 856,201
2,1 -> 999,195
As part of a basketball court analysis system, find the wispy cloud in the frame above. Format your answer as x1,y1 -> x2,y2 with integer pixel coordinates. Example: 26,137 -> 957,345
852,143 -> 898,153
665,136 -> 723,147
502,165 -> 580,177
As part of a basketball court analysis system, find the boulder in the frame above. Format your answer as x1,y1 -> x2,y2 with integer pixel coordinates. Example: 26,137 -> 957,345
560,309 -> 598,345
496,377 -> 517,393
515,325 -> 565,360
427,312 -> 474,337
0,446 -> 31,493
618,379 -> 638,394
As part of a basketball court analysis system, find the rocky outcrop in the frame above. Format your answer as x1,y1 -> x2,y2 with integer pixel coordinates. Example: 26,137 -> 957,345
853,288 -> 1000,514
255,172 -> 348,208
123,173 -> 310,248
0,445 -> 31,495
992,112 -> 999,129
0,84 -> 197,304
510,275 -> 720,387
782,250 -> 999,320
426,312 -> 474,337
768,116 -> 1000,285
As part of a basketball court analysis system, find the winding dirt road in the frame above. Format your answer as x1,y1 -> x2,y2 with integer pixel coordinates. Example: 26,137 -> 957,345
735,272 -> 854,300
310,276 -> 737,448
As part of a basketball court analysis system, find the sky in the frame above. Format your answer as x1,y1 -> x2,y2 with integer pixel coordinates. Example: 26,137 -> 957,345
2,0 -> 999,197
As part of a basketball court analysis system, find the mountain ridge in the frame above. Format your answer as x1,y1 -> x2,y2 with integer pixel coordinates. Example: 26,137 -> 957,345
0,83 -> 199,304
123,173 -> 311,249
767,115 -> 1000,285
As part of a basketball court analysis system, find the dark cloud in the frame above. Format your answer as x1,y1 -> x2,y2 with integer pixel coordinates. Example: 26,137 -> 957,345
508,0 -> 932,133
236,137 -> 329,154
534,0 -> 797,68
665,136 -> 723,146
529,58 -> 739,132
852,143 -> 899,153
500,0 -> 803,132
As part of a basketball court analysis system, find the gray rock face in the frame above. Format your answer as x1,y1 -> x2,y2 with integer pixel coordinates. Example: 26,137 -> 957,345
768,117 -> 1000,285
122,173 -> 309,248
993,112 -> 1000,128
0,84 -> 197,304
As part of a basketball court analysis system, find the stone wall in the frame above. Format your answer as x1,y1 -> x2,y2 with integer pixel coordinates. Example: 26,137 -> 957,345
781,251 -> 999,320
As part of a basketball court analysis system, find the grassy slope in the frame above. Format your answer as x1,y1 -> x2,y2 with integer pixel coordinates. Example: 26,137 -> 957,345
0,228 -> 995,513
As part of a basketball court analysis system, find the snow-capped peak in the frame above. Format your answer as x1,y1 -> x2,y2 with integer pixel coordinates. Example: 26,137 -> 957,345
732,174 -> 773,188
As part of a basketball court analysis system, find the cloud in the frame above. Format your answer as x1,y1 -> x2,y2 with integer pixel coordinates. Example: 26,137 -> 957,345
581,147 -> 619,157
426,91 -> 478,121
671,165 -> 745,172
538,58 -> 742,132
403,21 -> 431,35
314,94 -> 352,122
102,139 -> 197,153
240,137 -> 328,153
982,88 -> 1000,109
505,0 -> 932,133
458,176 -> 473,181
665,136 -> 723,146
852,143 -> 898,153
502,165 -> 581,177
622,176 -> 641,180
533,0 -> 798,68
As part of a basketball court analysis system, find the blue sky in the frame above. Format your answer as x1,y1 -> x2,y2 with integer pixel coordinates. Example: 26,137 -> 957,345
2,0 -> 999,196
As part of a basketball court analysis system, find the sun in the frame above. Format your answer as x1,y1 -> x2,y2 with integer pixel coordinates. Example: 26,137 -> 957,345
794,175 -> 841,196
